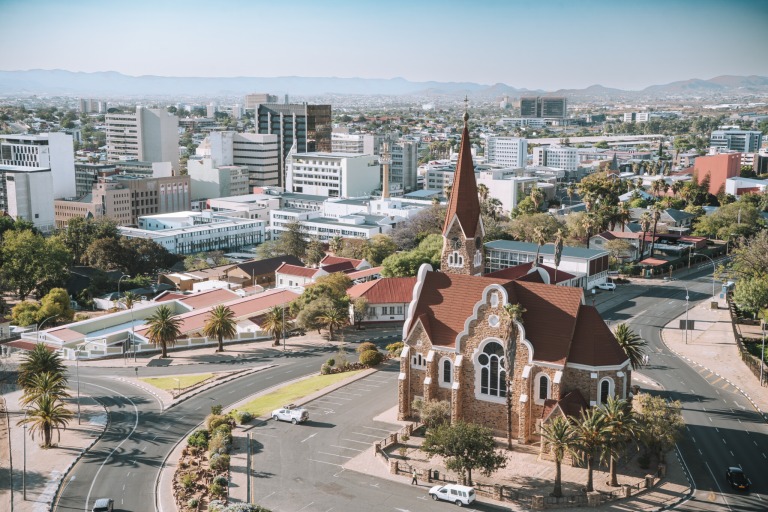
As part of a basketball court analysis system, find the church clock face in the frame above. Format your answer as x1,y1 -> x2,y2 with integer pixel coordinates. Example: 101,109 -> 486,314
452,237 -> 462,250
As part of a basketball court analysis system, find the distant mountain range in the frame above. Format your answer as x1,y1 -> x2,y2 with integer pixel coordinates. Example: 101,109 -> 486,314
0,69 -> 767,100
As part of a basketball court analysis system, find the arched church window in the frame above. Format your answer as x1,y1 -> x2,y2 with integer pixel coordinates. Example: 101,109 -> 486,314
477,341 -> 506,398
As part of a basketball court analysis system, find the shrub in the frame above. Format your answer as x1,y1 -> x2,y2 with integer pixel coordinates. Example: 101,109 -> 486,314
210,453 -> 231,472
385,341 -> 404,356
211,404 -> 223,415
359,349 -> 383,366
213,475 -> 228,486
356,342 -> 377,354
206,414 -> 230,431
188,429 -> 209,449
181,472 -> 195,490
187,497 -> 199,509
413,398 -> 451,428
209,481 -> 226,497
209,430 -> 232,455
325,358 -> 335,367
210,503 -> 274,512
320,363 -> 331,375
235,411 -> 253,424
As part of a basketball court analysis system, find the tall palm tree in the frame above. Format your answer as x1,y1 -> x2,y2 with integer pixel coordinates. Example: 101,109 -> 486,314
583,214 -> 597,249
639,212 -> 652,257
649,206 -> 662,258
671,181 -> 683,198
613,323 -> 646,369
120,291 -> 140,311
502,303 -> 525,449
203,305 -> 238,352
18,343 -> 67,390
317,306 -> 348,341
572,407 -> 607,493
530,186 -> 544,212
146,305 -> 182,358
20,371 -> 71,408
600,397 -> 640,487
566,185 -> 576,205
477,183 -> 489,202
532,227 -> 547,267
261,306 -> 286,346
18,394 -> 73,448
540,416 -> 579,497
617,205 -> 631,232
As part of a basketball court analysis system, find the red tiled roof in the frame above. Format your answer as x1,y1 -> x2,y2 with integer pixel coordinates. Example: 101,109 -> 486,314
321,261 -> 357,274
568,305 -> 628,367
346,266 -> 382,280
638,258 -> 667,267
178,288 -> 240,310
320,255 -> 362,268
542,390 -> 588,421
442,122 -> 481,238
276,263 -> 319,278
5,340 -> 56,351
605,231 -> 642,240
485,262 -> 576,285
154,292 -> 186,302
348,277 -> 416,303
45,327 -> 86,343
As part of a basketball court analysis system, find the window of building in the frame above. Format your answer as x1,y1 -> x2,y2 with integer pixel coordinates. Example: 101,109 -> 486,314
475,340 -> 506,400
448,251 -> 464,267
598,377 -> 614,404
534,373 -> 551,404
411,352 -> 426,369
439,357 -> 453,388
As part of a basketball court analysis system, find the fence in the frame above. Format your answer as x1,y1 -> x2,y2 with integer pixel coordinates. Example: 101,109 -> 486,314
727,296 -> 767,387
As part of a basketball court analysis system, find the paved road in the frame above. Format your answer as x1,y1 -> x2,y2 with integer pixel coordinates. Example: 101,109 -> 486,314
601,275 -> 767,511
55,347 -> 340,512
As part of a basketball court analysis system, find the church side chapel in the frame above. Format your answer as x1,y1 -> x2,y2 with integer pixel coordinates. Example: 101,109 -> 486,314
397,107 -> 631,444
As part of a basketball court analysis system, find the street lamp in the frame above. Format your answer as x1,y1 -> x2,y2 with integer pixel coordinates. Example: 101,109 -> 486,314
75,340 -> 102,424
36,314 -> 60,344
669,279 -> 690,344
761,319 -> 766,387
117,274 -> 131,304
693,253 -> 716,298
22,410 -> 28,500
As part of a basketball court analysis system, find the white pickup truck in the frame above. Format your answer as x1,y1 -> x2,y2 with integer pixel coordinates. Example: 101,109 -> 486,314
271,404 -> 309,424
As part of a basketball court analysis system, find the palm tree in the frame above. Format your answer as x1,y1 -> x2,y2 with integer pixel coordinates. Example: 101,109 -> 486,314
502,303 -> 525,449
572,407 -> 607,493
317,306 -> 348,341
532,227 -> 547,267
530,186 -> 544,212
120,291 -> 140,311
583,213 -> 597,249
146,305 -> 182,358
477,183 -> 489,202
613,323 -> 646,369
649,206 -> 662,258
639,212 -> 652,257
261,306 -> 286,346
671,181 -> 683,198
18,343 -> 67,390
566,185 -> 576,205
18,394 -> 73,448
617,206 -> 631,232
540,416 -> 579,497
553,229 -> 564,284
20,371 -> 70,408
203,305 -> 238,352
600,397 -> 640,487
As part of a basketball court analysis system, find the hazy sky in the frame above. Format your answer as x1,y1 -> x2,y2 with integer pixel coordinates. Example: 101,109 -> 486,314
1,0 -> 766,91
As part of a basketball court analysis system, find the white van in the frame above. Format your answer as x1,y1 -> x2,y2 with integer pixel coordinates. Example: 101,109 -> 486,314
428,484 -> 476,506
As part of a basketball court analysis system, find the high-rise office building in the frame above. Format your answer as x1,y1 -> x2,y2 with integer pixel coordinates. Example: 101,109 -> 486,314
285,152 -> 379,198
532,145 -> 578,172
244,93 -> 278,110
199,132 -> 280,188
105,107 -> 180,170
710,129 -> 763,153
0,133 -> 76,198
519,97 -> 567,119
256,103 -> 332,186
390,140 -> 419,192
486,137 -> 528,168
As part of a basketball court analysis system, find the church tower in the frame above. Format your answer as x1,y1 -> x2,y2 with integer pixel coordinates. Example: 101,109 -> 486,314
441,102 -> 485,276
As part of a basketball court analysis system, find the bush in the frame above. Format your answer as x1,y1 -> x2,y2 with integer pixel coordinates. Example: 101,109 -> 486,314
413,398 -> 451,428
187,497 -> 199,508
209,429 -> 232,455
188,429 -> 209,449
235,411 -> 253,424
359,349 -> 383,366
206,414 -> 230,431
210,502 -> 274,512
209,453 -> 231,472
325,358 -> 335,367
181,472 -> 195,490
211,404 -> 223,415
213,475 -> 228,486
638,453 -> 651,469
356,342 -> 377,354
320,363 -> 331,375
209,481 -> 226,497
385,341 -> 404,356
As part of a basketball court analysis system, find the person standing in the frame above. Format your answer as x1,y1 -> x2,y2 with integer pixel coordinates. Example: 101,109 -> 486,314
411,468 -> 418,485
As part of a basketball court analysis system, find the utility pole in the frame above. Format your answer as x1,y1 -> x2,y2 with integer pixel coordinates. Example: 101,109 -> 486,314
246,433 -> 252,503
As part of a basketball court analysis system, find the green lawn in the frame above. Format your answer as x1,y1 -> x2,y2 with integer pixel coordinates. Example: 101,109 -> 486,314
140,373 -> 215,392
237,370 -> 364,417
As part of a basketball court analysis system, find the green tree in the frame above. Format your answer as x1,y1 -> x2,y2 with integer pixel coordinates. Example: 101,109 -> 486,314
381,233 -> 442,277
636,394 -> 684,463
19,371 -> 70,408
294,298 -> 330,336
732,277 -> 768,318
572,407 -> 608,493
261,306 -> 288,346
422,421 -> 507,486
120,291 -> 140,311
305,238 -> 326,266
600,397 -> 639,487
255,239 -> 283,260
276,220 -> 308,260
38,288 -> 75,324
351,297 -> 369,330
18,394 -> 73,448
693,200 -> 762,240
365,234 -> 398,265
508,213 -> 563,243
17,343 -> 67,390
0,229 -> 71,299
390,204 -> 446,250
316,306 -> 348,341
604,239 -> 633,266
613,323 -> 646,369
11,301 -> 41,327
146,305 -> 182,358
55,217 -> 118,265
730,230 -> 768,279
203,305 -> 238,352
411,398 -> 451,429
540,416 -> 578,498
639,212 -> 652,257
648,206 -> 662,258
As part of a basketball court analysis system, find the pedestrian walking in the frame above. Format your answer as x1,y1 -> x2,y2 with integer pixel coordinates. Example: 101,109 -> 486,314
411,468 -> 418,485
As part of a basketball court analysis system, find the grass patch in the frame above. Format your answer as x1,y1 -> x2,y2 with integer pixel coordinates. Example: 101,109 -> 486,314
140,373 -> 215,392
238,370 -> 364,417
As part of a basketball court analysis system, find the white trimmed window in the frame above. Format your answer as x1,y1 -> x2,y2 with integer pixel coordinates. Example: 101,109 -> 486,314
598,377 -> 615,404
474,249 -> 483,266
448,251 -> 464,267
411,352 -> 426,369
534,372 -> 551,405
439,357 -> 453,388
474,340 -> 506,402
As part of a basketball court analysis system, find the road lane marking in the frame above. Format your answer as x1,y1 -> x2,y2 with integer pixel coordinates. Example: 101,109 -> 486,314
333,391 -> 363,397
317,451 -> 353,459
313,399 -> 345,406
308,458 -> 342,467
195,406 -> 202,410
730,451 -> 734,457
359,426 -> 393,432
755,441 -> 759,446
301,433 -> 318,443
351,432 -> 386,438
261,492 -> 275,501
722,438 -> 726,444
297,503 -> 316,511
692,437 -> 696,443
341,438 -> 371,445
705,461 -> 732,512
715,428 -> 719,433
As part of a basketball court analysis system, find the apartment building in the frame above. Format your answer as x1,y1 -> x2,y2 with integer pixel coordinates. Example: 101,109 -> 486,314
331,132 -> 383,154
710,129 -> 763,153
693,153 -> 742,195
188,157 -> 250,200
485,136 -> 528,168
532,145 -> 579,172
390,140 -> 419,192
520,97 -> 567,119
623,112 -> 650,123
105,107 -> 179,170
1,166 -> 56,231
0,133 -> 76,198
199,131 -> 280,187
286,152 -> 379,198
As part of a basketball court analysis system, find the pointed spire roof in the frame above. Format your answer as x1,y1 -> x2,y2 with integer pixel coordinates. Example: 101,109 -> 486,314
442,102 -> 481,237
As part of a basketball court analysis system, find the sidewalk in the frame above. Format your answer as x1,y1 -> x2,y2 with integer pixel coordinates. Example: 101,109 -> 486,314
659,294 -> 768,417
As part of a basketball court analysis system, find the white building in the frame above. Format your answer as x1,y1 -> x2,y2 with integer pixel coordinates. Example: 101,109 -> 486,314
323,196 -> 427,221
0,165 -> 55,231
207,194 -> 280,221
0,132 -> 76,198
710,129 -> 763,153
330,132 -> 382,155
531,145 -> 578,172
476,169 -> 538,214
390,140 -> 419,192
485,137 -> 527,168
270,208 -> 393,242
105,107 -> 179,171
199,132 -> 280,187
286,152 -> 379,198
119,211 -> 265,255
188,157 -> 250,200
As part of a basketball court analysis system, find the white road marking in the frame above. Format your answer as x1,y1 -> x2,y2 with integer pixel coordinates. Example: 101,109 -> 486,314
692,437 -> 696,443
313,399 -> 345,406
195,406 -> 202,410
308,458 -> 342,467
341,438 -> 371,445
330,444 -> 364,451
333,391 -> 363,396
317,451 -> 353,459
705,461 -> 732,512
359,425 -> 393,432
730,451 -> 734,457
722,438 -> 726,444
352,432 -> 386,438
715,428 -> 720,433
754,441 -> 759,446
301,433 -> 317,443
261,492 -> 275,501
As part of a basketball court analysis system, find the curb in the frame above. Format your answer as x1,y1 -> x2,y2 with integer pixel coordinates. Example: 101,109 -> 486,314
49,397 -> 110,512
659,328 -> 768,423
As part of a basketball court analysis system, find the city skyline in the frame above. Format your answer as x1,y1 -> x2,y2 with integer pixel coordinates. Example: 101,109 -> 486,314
1,0 -> 767,92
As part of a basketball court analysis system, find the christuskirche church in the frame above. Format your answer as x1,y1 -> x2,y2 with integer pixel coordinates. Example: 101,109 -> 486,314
397,109 -> 631,443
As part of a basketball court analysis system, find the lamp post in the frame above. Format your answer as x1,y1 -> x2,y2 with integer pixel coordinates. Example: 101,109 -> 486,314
75,340 -> 101,424
117,274 -> 131,304
281,305 -> 286,351
36,314 -> 59,344
761,319 -> 766,387
693,253 -> 716,298
22,410 -> 28,500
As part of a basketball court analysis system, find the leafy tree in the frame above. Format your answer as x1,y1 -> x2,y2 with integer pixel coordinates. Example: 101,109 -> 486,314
514,196 -> 538,216
390,204 -> 446,250
636,394 -> 683,463
693,201 -> 762,239
11,301 -> 41,327
381,233 -> 442,277
412,398 -> 451,429
255,239 -> 283,260
351,297 -> 369,329
55,217 -> 118,265
730,230 -> 768,279
18,394 -> 73,448
305,238 -> 326,266
147,305 -> 182,358
422,421 -> 507,486
203,305 -> 238,352
85,237 -> 123,271
38,288 -> 75,324
600,397 -> 639,487
365,234 -> 398,265
0,229 -> 71,299
18,343 -> 67,390
508,213 -> 563,243
120,237 -> 178,276
604,239 -> 633,265
732,277 -> 768,318
540,416 -> 578,498
613,323 -> 646,370
572,407 -> 607,493
316,306 -> 348,341
295,297 -> 333,335
276,220 -> 307,260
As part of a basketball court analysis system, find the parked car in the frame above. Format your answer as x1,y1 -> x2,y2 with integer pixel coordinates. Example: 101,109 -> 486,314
271,404 -> 309,424
596,282 -> 616,291
428,484 -> 476,507
725,466 -> 750,490
92,498 -> 114,512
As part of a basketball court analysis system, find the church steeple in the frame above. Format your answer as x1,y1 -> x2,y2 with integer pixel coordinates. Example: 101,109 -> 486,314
441,100 -> 485,276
